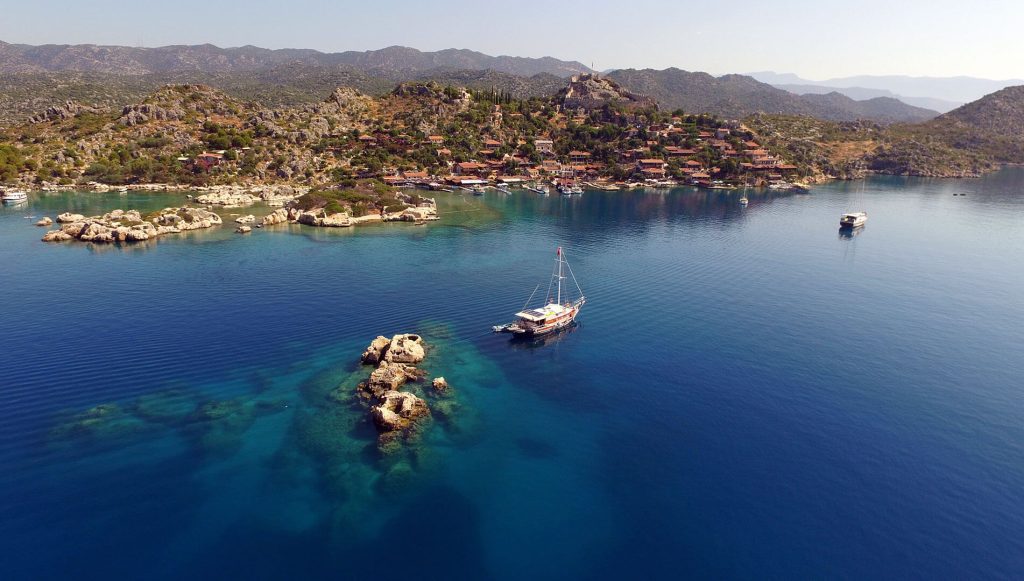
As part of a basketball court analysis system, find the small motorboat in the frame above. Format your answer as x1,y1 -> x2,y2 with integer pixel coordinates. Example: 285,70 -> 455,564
839,212 -> 868,229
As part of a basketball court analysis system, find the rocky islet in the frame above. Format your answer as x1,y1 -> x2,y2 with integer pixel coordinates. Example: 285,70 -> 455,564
356,333 -> 447,452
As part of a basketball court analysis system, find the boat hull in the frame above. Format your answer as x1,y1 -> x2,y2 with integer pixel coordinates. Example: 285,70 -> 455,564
510,306 -> 581,337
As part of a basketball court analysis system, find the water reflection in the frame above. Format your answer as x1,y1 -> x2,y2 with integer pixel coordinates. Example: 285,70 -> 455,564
838,226 -> 865,240
506,321 -> 581,350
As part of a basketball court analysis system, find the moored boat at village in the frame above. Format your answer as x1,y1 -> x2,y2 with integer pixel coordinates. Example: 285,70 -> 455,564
558,182 -> 583,195
2,189 -> 28,202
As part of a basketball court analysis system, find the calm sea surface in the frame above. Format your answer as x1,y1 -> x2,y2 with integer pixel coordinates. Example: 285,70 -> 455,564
2,172 -> 1023,579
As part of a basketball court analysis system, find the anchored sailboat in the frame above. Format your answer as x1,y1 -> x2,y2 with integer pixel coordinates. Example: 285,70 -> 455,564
495,247 -> 586,337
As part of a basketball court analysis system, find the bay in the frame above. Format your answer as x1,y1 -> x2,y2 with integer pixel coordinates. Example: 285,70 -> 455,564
1,171 -> 1023,579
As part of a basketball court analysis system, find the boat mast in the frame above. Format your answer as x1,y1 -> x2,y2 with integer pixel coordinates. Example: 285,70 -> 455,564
556,247 -> 563,305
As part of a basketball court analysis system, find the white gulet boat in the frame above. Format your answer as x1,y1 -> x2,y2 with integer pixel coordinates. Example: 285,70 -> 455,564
2,189 -> 28,202
495,247 -> 586,337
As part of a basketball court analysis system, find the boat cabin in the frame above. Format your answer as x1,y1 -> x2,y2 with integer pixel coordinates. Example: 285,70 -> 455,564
515,303 -> 571,323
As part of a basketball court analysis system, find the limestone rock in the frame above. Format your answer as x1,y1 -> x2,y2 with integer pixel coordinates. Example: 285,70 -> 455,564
361,335 -> 391,365
321,212 -> 351,227
558,73 -> 657,111
297,209 -> 351,228
236,225 -> 252,234
57,212 -> 85,223
371,390 -> 429,432
79,222 -> 114,243
153,207 -> 222,230
234,215 -> 256,224
44,206 -> 220,244
35,217 -> 52,227
261,208 -> 289,225
384,334 -> 425,365
194,192 -> 257,207
367,362 -> 408,396
28,100 -> 100,124
41,229 -> 73,242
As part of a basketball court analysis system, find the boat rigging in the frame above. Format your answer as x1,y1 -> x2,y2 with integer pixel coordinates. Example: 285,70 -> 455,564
493,247 -> 586,337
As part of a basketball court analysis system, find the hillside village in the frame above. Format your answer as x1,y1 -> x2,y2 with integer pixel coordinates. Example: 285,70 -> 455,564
1,75 -> 809,195
3,68 -> 1017,204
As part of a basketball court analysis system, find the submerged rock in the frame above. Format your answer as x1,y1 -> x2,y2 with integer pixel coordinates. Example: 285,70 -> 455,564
183,398 -> 256,457
48,403 -> 149,442
431,377 -> 448,392
132,389 -> 200,426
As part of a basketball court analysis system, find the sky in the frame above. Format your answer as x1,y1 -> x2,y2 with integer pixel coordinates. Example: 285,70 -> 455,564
1,0 -> 1022,80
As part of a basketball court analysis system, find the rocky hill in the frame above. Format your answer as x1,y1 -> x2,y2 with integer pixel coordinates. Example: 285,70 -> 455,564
911,85 -> 1024,162
0,77 -> 772,189
0,41 -> 592,78
745,111 -> 997,180
0,67 -> 567,127
1,80 -> 532,187
4,74 -> 1020,191
557,74 -> 657,111
799,93 -> 937,123
607,68 -> 938,123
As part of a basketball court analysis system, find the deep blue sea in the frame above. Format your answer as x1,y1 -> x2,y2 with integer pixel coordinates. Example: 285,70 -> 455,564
2,172 -> 1024,579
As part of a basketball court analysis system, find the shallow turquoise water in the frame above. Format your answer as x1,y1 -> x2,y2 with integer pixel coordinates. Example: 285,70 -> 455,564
2,173 -> 1023,579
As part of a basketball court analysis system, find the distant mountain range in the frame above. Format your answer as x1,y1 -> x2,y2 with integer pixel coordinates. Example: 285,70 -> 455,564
0,41 -> 985,126
605,68 -> 938,123
749,71 -> 1024,113
0,41 -> 593,78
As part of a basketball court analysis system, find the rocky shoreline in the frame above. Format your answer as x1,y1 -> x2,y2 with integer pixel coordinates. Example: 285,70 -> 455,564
36,188 -> 439,242
40,207 -> 222,243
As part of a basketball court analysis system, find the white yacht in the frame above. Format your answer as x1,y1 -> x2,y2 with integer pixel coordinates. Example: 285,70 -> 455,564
839,212 -> 867,229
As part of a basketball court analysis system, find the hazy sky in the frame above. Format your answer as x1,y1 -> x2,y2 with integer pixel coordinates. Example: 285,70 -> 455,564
2,0 -> 1021,79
